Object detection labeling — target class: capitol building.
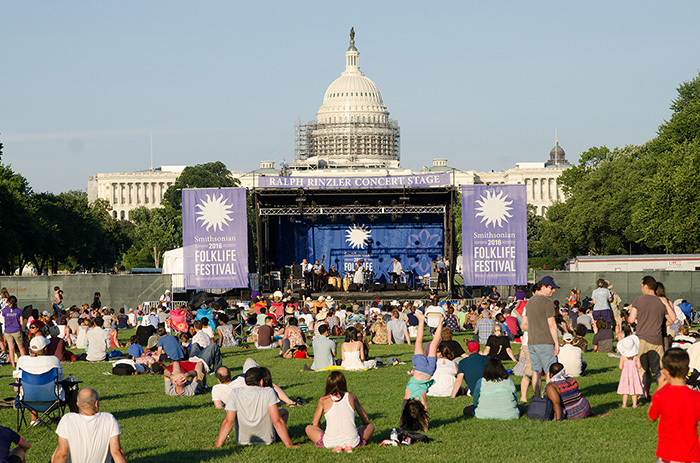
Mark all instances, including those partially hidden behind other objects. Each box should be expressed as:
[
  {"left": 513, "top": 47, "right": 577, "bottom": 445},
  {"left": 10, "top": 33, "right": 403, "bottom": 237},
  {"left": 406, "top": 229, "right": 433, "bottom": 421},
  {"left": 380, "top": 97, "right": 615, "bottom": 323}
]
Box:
[{"left": 87, "top": 29, "right": 570, "bottom": 219}]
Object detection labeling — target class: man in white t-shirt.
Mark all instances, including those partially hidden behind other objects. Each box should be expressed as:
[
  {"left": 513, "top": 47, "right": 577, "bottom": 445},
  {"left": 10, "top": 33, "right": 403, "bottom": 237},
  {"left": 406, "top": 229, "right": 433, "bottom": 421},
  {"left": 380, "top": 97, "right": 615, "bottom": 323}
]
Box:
[
  {"left": 52, "top": 387, "right": 126, "bottom": 463},
  {"left": 214, "top": 367, "right": 297, "bottom": 448},
  {"left": 424, "top": 299, "right": 446, "bottom": 333},
  {"left": 191, "top": 320, "right": 212, "bottom": 350},
  {"left": 85, "top": 317, "right": 110, "bottom": 362},
  {"left": 558, "top": 333, "right": 586, "bottom": 377},
  {"left": 159, "top": 290, "right": 171, "bottom": 310}
]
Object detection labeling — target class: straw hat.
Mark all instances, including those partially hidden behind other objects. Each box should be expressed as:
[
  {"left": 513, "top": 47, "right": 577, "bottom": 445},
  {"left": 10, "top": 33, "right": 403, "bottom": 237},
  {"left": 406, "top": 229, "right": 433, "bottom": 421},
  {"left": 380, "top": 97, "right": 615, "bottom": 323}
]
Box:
[
  {"left": 316, "top": 310, "right": 328, "bottom": 321},
  {"left": 617, "top": 335, "right": 640, "bottom": 358}
]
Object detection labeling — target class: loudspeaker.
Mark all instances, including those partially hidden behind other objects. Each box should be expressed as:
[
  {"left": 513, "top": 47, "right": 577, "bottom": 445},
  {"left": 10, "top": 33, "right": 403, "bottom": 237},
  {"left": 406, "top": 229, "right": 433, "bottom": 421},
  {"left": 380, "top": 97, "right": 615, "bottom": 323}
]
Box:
[
  {"left": 348, "top": 283, "right": 360, "bottom": 292},
  {"left": 429, "top": 277, "right": 438, "bottom": 290},
  {"left": 292, "top": 265, "right": 302, "bottom": 279},
  {"left": 386, "top": 283, "right": 397, "bottom": 291},
  {"left": 373, "top": 282, "right": 385, "bottom": 291},
  {"left": 397, "top": 283, "right": 409, "bottom": 291},
  {"left": 262, "top": 275, "right": 271, "bottom": 291},
  {"left": 322, "top": 284, "right": 334, "bottom": 292}
]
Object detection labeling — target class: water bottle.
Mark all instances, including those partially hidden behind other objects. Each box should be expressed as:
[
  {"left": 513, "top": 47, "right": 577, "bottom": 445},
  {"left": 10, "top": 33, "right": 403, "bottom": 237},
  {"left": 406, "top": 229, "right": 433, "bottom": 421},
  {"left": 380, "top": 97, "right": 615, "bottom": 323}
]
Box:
[{"left": 390, "top": 428, "right": 398, "bottom": 442}]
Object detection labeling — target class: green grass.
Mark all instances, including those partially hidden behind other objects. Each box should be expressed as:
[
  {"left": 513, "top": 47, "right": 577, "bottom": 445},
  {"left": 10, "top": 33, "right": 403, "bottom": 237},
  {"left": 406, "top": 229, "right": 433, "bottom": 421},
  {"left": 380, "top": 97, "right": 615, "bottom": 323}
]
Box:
[{"left": 0, "top": 329, "right": 660, "bottom": 462}]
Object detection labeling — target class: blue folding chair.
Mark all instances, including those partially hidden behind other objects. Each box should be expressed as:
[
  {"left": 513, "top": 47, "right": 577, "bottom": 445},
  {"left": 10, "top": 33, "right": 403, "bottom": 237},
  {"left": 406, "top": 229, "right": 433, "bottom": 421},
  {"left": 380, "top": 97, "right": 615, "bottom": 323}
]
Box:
[{"left": 13, "top": 367, "right": 66, "bottom": 431}]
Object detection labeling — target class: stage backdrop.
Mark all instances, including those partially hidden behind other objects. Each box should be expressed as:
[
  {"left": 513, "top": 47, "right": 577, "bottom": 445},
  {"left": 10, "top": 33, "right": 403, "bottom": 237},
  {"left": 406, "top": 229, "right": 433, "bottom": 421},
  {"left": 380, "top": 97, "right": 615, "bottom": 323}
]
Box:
[
  {"left": 461, "top": 185, "right": 527, "bottom": 286},
  {"left": 182, "top": 188, "right": 249, "bottom": 290},
  {"left": 274, "top": 219, "right": 443, "bottom": 283}
]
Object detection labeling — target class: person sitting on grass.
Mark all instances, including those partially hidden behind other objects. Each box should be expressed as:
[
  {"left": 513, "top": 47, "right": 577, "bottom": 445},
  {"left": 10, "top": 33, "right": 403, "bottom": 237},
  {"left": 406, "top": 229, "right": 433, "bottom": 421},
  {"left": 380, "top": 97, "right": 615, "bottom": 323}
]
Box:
[
  {"left": 572, "top": 324, "right": 589, "bottom": 352},
  {"left": 127, "top": 335, "right": 144, "bottom": 359},
  {"left": 592, "top": 319, "right": 614, "bottom": 353},
  {"left": 453, "top": 341, "right": 489, "bottom": 398},
  {"left": 213, "top": 367, "right": 298, "bottom": 448},
  {"left": 155, "top": 327, "right": 184, "bottom": 362},
  {"left": 160, "top": 360, "right": 206, "bottom": 397},
  {"left": 400, "top": 314, "right": 443, "bottom": 432},
  {"left": 463, "top": 358, "right": 521, "bottom": 420},
  {"left": 311, "top": 324, "right": 336, "bottom": 370},
  {"left": 427, "top": 343, "right": 465, "bottom": 397},
  {"left": 85, "top": 317, "right": 110, "bottom": 362},
  {"left": 482, "top": 324, "right": 518, "bottom": 362},
  {"left": 545, "top": 362, "right": 595, "bottom": 420},
  {"left": 0, "top": 425, "right": 30, "bottom": 463},
  {"left": 305, "top": 371, "right": 374, "bottom": 453},
  {"left": 649, "top": 348, "right": 700, "bottom": 463}
]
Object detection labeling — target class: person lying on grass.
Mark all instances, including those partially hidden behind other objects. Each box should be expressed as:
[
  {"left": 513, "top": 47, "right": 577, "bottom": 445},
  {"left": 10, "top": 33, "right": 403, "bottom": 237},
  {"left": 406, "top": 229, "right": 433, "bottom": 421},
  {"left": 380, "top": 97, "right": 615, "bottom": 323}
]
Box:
[
  {"left": 400, "top": 314, "right": 443, "bottom": 432},
  {"left": 214, "top": 367, "right": 298, "bottom": 448},
  {"left": 155, "top": 360, "right": 206, "bottom": 397},
  {"left": 305, "top": 371, "right": 373, "bottom": 453}
]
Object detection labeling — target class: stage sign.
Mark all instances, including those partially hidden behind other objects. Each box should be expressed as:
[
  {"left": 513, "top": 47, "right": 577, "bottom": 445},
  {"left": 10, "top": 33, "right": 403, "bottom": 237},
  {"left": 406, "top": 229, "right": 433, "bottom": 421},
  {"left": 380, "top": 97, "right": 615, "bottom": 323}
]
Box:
[
  {"left": 182, "top": 188, "right": 249, "bottom": 290},
  {"left": 257, "top": 173, "right": 451, "bottom": 189},
  {"left": 461, "top": 185, "right": 527, "bottom": 286}
]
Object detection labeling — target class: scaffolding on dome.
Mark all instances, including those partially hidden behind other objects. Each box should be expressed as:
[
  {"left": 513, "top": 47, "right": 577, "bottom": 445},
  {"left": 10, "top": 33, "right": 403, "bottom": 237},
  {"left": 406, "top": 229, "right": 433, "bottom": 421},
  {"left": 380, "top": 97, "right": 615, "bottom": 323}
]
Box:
[{"left": 294, "top": 119, "right": 400, "bottom": 166}]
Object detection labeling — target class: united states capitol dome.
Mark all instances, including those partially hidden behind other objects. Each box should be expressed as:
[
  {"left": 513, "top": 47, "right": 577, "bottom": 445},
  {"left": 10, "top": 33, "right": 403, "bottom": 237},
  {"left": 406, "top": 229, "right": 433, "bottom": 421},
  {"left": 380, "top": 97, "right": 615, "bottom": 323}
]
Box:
[
  {"left": 316, "top": 29, "right": 390, "bottom": 125},
  {"left": 293, "top": 28, "right": 400, "bottom": 167}
]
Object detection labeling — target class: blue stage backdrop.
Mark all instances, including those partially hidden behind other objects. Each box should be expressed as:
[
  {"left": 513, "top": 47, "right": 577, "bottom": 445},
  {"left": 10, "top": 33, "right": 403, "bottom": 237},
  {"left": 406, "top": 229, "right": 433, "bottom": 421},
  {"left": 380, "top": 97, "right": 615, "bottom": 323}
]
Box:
[{"left": 274, "top": 219, "right": 443, "bottom": 283}]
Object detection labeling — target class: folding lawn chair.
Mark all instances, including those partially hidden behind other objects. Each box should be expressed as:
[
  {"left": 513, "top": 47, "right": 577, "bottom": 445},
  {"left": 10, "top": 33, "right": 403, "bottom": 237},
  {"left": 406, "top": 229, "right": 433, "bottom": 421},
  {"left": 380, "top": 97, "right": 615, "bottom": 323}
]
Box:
[{"left": 13, "top": 367, "right": 67, "bottom": 431}]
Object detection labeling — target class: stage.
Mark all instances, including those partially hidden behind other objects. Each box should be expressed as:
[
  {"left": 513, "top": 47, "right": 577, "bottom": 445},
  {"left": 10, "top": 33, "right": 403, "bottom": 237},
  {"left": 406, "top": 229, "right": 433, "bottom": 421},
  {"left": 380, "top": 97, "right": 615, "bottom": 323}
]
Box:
[
  {"left": 306, "top": 289, "right": 453, "bottom": 304},
  {"left": 251, "top": 185, "right": 458, "bottom": 293}
]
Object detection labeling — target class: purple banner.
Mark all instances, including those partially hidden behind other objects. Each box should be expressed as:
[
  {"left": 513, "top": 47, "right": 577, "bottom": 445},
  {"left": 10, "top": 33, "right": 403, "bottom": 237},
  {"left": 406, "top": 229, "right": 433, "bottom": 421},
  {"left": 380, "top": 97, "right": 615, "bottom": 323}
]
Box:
[
  {"left": 257, "top": 173, "right": 451, "bottom": 189},
  {"left": 183, "top": 188, "right": 249, "bottom": 289},
  {"left": 461, "top": 185, "right": 527, "bottom": 286}
]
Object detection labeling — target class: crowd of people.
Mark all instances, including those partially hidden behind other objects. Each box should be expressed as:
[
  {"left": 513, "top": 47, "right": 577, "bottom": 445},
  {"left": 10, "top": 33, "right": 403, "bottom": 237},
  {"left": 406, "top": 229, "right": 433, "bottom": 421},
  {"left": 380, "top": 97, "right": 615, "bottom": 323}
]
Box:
[{"left": 2, "top": 274, "right": 700, "bottom": 462}]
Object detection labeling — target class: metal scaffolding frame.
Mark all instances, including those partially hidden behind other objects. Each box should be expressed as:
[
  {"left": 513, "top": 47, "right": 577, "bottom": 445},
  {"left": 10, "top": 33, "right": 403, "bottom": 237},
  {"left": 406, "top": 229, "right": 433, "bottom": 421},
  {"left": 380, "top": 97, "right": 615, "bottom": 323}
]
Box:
[{"left": 258, "top": 205, "right": 445, "bottom": 216}]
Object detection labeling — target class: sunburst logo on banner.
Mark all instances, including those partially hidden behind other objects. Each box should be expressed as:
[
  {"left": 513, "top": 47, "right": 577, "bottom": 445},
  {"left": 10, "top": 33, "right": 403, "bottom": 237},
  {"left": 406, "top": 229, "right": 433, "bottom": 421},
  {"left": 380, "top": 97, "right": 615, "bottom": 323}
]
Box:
[
  {"left": 345, "top": 224, "right": 371, "bottom": 249},
  {"left": 474, "top": 190, "right": 513, "bottom": 228},
  {"left": 195, "top": 193, "right": 235, "bottom": 232}
]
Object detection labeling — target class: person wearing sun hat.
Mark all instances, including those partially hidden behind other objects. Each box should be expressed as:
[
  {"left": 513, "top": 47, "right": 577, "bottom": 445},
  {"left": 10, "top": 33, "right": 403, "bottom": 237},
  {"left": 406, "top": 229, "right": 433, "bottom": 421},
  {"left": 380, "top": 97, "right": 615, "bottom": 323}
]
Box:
[
  {"left": 454, "top": 340, "right": 489, "bottom": 397},
  {"left": 522, "top": 276, "right": 560, "bottom": 398}
]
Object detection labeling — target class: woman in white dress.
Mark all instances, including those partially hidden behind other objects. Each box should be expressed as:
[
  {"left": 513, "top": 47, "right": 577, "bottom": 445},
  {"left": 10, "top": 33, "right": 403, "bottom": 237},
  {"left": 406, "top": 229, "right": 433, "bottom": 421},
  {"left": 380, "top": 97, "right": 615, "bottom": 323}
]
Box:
[
  {"left": 341, "top": 327, "right": 374, "bottom": 370},
  {"left": 353, "top": 262, "right": 365, "bottom": 288},
  {"left": 427, "top": 343, "right": 465, "bottom": 397}
]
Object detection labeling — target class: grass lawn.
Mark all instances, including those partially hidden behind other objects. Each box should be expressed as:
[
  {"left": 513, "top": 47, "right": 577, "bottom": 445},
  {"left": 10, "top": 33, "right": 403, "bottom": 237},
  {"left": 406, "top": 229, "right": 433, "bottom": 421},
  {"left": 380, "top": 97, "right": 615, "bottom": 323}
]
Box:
[{"left": 0, "top": 329, "right": 660, "bottom": 462}]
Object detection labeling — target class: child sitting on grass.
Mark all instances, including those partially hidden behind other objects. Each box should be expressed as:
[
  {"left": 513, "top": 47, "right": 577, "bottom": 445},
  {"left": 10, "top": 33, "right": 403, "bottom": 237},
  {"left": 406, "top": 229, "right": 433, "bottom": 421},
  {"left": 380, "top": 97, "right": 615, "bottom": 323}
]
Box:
[
  {"left": 649, "top": 348, "right": 700, "bottom": 463},
  {"left": 400, "top": 314, "right": 443, "bottom": 432}
]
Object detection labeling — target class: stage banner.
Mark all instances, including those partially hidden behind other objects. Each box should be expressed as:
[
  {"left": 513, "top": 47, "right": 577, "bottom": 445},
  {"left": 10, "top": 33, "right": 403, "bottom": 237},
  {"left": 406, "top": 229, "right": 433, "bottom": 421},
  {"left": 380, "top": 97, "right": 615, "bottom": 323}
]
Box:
[
  {"left": 258, "top": 172, "right": 451, "bottom": 189},
  {"left": 182, "top": 188, "right": 249, "bottom": 290},
  {"left": 461, "top": 185, "right": 527, "bottom": 286}
]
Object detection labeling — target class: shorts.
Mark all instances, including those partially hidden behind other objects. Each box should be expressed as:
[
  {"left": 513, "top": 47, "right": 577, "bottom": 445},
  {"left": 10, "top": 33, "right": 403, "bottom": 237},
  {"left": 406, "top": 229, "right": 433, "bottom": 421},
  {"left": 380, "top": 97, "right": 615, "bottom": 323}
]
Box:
[
  {"left": 166, "top": 361, "right": 198, "bottom": 374},
  {"left": 522, "top": 345, "right": 533, "bottom": 378},
  {"left": 639, "top": 339, "right": 663, "bottom": 378},
  {"left": 528, "top": 344, "right": 557, "bottom": 374},
  {"left": 412, "top": 354, "right": 437, "bottom": 376},
  {"left": 592, "top": 309, "right": 612, "bottom": 323},
  {"left": 5, "top": 331, "right": 23, "bottom": 347},
  {"left": 315, "top": 433, "right": 366, "bottom": 449}
]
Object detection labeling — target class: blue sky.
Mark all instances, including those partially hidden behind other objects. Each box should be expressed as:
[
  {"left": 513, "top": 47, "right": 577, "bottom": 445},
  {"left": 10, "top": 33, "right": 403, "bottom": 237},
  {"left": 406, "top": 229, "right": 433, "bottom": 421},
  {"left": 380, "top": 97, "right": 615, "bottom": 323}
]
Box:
[{"left": 3, "top": 1, "right": 700, "bottom": 194}]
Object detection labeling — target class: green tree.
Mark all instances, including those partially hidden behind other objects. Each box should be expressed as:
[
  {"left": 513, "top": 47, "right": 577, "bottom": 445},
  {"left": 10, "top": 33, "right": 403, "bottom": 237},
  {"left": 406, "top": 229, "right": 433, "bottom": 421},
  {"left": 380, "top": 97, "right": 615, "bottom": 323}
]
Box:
[
  {"left": 129, "top": 206, "right": 181, "bottom": 267},
  {"left": 162, "top": 161, "right": 240, "bottom": 210},
  {"left": 0, "top": 163, "right": 33, "bottom": 274}
]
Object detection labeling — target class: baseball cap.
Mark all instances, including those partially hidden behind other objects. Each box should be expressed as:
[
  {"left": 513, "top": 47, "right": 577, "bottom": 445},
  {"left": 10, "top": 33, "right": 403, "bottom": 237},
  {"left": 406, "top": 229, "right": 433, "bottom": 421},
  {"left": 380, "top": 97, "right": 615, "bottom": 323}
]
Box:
[
  {"left": 466, "top": 340, "right": 480, "bottom": 354},
  {"left": 562, "top": 333, "right": 574, "bottom": 343},
  {"left": 30, "top": 336, "right": 50, "bottom": 352},
  {"left": 539, "top": 275, "right": 560, "bottom": 289}
]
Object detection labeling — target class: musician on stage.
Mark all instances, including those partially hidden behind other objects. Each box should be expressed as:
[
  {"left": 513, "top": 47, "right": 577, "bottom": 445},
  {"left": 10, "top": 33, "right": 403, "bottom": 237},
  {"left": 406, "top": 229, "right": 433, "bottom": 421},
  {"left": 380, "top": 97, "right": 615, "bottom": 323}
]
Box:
[
  {"left": 301, "top": 258, "right": 313, "bottom": 289},
  {"left": 326, "top": 265, "right": 341, "bottom": 291},
  {"left": 389, "top": 258, "right": 404, "bottom": 284},
  {"left": 353, "top": 261, "right": 365, "bottom": 290}
]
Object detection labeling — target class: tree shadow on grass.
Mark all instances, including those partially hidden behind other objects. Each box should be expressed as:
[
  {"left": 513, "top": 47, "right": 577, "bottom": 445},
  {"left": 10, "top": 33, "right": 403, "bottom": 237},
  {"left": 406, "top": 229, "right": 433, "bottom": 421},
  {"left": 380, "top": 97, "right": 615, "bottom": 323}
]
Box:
[
  {"left": 112, "top": 403, "right": 209, "bottom": 420},
  {"left": 583, "top": 366, "right": 615, "bottom": 375},
  {"left": 581, "top": 381, "right": 619, "bottom": 398},
  {"left": 129, "top": 447, "right": 237, "bottom": 463},
  {"left": 100, "top": 391, "right": 149, "bottom": 401}
]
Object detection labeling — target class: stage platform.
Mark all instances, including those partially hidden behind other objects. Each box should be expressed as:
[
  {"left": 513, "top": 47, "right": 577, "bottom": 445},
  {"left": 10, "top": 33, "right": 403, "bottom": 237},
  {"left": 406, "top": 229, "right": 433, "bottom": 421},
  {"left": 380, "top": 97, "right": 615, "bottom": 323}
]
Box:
[{"left": 306, "top": 289, "right": 453, "bottom": 304}]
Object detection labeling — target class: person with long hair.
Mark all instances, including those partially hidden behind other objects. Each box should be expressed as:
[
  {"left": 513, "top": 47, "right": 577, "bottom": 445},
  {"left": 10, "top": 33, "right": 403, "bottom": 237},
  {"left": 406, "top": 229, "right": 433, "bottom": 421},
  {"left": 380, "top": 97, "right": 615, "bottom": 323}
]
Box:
[
  {"left": 305, "top": 371, "right": 374, "bottom": 452},
  {"left": 463, "top": 358, "right": 520, "bottom": 420},
  {"left": 341, "top": 327, "right": 372, "bottom": 370},
  {"left": 400, "top": 314, "right": 442, "bottom": 431}
]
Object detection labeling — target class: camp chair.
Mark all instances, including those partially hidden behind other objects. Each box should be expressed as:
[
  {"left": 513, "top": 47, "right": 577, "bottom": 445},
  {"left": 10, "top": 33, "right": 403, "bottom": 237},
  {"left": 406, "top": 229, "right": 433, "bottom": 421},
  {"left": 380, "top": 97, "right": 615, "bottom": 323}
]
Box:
[
  {"left": 13, "top": 368, "right": 66, "bottom": 431},
  {"left": 168, "top": 308, "right": 188, "bottom": 333}
]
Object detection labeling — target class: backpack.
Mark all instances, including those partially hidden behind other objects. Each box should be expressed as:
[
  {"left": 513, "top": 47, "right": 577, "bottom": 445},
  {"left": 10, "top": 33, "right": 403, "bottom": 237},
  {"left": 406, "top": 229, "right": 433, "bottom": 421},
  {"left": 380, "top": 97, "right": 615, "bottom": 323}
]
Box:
[
  {"left": 527, "top": 396, "right": 554, "bottom": 421},
  {"left": 397, "top": 430, "right": 429, "bottom": 445}
]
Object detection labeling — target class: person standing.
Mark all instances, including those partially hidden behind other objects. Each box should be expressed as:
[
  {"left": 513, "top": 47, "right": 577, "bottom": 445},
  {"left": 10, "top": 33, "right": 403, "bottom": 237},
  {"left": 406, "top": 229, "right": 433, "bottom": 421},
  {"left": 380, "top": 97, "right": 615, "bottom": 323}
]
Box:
[
  {"left": 522, "top": 276, "right": 560, "bottom": 397},
  {"left": 158, "top": 290, "right": 171, "bottom": 310},
  {"left": 51, "top": 388, "right": 126, "bottom": 463},
  {"left": 628, "top": 275, "right": 676, "bottom": 398},
  {"left": 1, "top": 296, "right": 26, "bottom": 368},
  {"left": 390, "top": 258, "right": 403, "bottom": 284},
  {"left": 590, "top": 278, "right": 613, "bottom": 323}
]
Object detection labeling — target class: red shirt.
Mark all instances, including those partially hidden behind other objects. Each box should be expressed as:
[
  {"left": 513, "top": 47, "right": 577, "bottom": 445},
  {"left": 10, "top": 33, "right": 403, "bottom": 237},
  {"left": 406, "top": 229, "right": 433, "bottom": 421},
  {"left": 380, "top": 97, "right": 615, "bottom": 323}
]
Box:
[{"left": 649, "top": 384, "right": 700, "bottom": 462}]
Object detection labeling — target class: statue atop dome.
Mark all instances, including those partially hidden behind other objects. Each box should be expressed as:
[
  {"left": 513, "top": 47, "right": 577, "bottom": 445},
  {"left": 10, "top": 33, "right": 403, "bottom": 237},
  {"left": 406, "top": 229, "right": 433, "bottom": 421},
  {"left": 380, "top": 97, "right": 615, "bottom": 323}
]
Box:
[{"left": 350, "top": 27, "right": 354, "bottom": 41}]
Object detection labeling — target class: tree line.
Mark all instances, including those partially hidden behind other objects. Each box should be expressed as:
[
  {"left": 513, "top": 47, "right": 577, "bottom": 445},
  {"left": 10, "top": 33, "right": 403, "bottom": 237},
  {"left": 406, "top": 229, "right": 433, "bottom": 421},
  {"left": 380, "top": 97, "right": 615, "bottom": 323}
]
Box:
[{"left": 530, "top": 72, "right": 700, "bottom": 268}]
